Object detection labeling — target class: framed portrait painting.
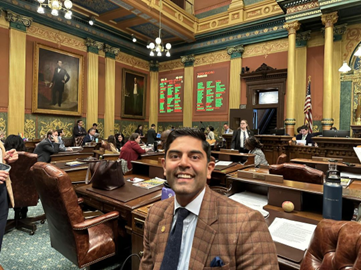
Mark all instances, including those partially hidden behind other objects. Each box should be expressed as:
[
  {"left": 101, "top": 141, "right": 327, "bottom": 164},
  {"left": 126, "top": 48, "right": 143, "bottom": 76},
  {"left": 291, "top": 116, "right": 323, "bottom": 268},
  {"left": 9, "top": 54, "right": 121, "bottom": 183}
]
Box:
[
  {"left": 121, "top": 69, "right": 147, "bottom": 119},
  {"left": 32, "top": 44, "right": 83, "bottom": 116}
]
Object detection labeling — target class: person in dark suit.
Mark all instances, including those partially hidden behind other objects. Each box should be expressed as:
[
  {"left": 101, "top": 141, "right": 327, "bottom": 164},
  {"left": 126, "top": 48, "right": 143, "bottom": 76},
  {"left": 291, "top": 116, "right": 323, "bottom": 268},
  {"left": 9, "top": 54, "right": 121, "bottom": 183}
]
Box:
[
  {"left": 231, "top": 119, "right": 254, "bottom": 153},
  {"left": 49, "top": 60, "right": 70, "bottom": 107},
  {"left": 139, "top": 128, "right": 278, "bottom": 270},
  {"left": 147, "top": 124, "right": 157, "bottom": 145},
  {"left": 82, "top": 129, "right": 96, "bottom": 145},
  {"left": 34, "top": 130, "right": 60, "bottom": 163},
  {"left": 296, "top": 125, "right": 315, "bottom": 146},
  {"left": 73, "top": 120, "right": 87, "bottom": 139}
]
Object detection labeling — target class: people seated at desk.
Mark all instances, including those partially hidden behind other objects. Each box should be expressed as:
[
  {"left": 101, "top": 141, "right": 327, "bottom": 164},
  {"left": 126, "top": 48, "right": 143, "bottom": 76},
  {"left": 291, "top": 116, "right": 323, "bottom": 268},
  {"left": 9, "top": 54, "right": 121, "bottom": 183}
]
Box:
[
  {"left": 231, "top": 119, "right": 254, "bottom": 153},
  {"left": 206, "top": 126, "right": 215, "bottom": 140},
  {"left": 34, "top": 130, "right": 60, "bottom": 163},
  {"left": 296, "top": 125, "right": 315, "bottom": 146},
  {"left": 245, "top": 136, "right": 269, "bottom": 167},
  {"left": 146, "top": 123, "right": 157, "bottom": 145},
  {"left": 139, "top": 128, "right": 278, "bottom": 269},
  {"left": 57, "top": 129, "right": 71, "bottom": 152},
  {"left": 119, "top": 133, "right": 151, "bottom": 170},
  {"left": 114, "top": 133, "right": 125, "bottom": 151},
  {"left": 106, "top": 135, "right": 119, "bottom": 153},
  {"left": 223, "top": 123, "right": 233, "bottom": 134},
  {"left": 82, "top": 129, "right": 96, "bottom": 145},
  {"left": 72, "top": 120, "right": 86, "bottom": 140}
]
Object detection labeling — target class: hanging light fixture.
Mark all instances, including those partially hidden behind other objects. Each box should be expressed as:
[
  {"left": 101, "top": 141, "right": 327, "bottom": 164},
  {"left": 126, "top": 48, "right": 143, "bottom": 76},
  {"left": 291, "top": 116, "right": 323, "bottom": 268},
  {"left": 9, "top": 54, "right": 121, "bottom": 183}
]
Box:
[
  {"left": 37, "top": 0, "right": 73, "bottom": 20},
  {"left": 355, "top": 45, "right": 361, "bottom": 57},
  {"left": 146, "top": 0, "right": 171, "bottom": 57},
  {"left": 339, "top": 61, "right": 351, "bottom": 73},
  {"left": 132, "top": 34, "right": 137, "bottom": 43}
]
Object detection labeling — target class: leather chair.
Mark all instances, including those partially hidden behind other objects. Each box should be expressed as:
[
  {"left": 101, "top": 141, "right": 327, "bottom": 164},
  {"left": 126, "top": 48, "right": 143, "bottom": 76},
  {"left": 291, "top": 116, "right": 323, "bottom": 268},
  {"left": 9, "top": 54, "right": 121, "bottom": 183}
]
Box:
[
  {"left": 269, "top": 163, "right": 324, "bottom": 184},
  {"left": 6, "top": 152, "right": 45, "bottom": 235},
  {"left": 276, "top": 153, "right": 287, "bottom": 164},
  {"left": 300, "top": 219, "right": 361, "bottom": 269},
  {"left": 74, "top": 136, "right": 85, "bottom": 146},
  {"left": 30, "top": 162, "right": 119, "bottom": 268}
]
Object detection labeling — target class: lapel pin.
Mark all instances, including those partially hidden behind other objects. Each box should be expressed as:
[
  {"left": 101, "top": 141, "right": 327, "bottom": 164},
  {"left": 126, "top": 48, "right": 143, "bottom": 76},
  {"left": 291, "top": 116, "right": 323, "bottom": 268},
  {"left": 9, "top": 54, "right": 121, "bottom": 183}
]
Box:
[{"left": 161, "top": 226, "right": 165, "bottom": 232}]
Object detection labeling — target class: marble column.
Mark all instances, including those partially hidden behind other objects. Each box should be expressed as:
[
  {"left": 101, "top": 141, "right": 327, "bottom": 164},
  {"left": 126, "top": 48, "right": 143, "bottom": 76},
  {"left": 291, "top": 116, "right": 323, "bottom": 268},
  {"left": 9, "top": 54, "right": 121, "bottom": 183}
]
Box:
[
  {"left": 227, "top": 45, "right": 244, "bottom": 115},
  {"left": 181, "top": 55, "right": 195, "bottom": 128},
  {"left": 103, "top": 44, "right": 119, "bottom": 138},
  {"left": 284, "top": 21, "right": 301, "bottom": 136},
  {"left": 85, "top": 38, "right": 103, "bottom": 131},
  {"left": 321, "top": 12, "right": 338, "bottom": 130},
  {"left": 5, "top": 10, "right": 32, "bottom": 135},
  {"left": 149, "top": 61, "right": 159, "bottom": 128}
]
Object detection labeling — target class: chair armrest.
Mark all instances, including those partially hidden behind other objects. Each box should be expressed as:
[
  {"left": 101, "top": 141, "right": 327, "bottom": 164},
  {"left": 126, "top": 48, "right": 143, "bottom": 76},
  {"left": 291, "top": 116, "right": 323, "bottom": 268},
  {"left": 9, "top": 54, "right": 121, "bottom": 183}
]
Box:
[
  {"left": 78, "top": 198, "right": 84, "bottom": 204},
  {"left": 72, "top": 211, "right": 119, "bottom": 230}
]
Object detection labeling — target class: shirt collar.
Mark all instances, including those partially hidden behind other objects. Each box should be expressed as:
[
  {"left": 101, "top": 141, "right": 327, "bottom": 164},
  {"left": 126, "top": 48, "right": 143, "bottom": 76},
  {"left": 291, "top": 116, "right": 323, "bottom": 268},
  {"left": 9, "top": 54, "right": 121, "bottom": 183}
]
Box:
[{"left": 173, "top": 187, "right": 206, "bottom": 216}]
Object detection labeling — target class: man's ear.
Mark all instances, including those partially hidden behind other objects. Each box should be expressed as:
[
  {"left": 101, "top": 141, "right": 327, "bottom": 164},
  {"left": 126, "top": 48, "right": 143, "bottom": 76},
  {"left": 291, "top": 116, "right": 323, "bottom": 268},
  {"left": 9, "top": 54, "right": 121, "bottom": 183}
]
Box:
[
  {"left": 206, "top": 160, "right": 215, "bottom": 180},
  {"left": 161, "top": 158, "right": 166, "bottom": 177}
]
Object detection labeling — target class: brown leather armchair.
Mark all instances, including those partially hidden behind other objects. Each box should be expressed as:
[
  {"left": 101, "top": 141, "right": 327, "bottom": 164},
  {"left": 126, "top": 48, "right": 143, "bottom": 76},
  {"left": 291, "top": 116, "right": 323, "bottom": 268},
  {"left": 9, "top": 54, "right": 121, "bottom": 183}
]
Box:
[
  {"left": 6, "top": 152, "right": 45, "bottom": 235},
  {"left": 300, "top": 219, "right": 361, "bottom": 269},
  {"left": 30, "top": 162, "right": 119, "bottom": 268},
  {"left": 276, "top": 153, "right": 288, "bottom": 164},
  {"left": 269, "top": 163, "right": 324, "bottom": 184}
]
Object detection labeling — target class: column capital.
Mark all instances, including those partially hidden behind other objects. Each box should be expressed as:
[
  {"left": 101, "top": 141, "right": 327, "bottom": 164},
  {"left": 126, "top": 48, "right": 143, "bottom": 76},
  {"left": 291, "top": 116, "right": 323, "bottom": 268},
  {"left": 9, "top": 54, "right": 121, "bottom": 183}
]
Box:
[
  {"left": 321, "top": 12, "right": 338, "bottom": 28},
  {"left": 104, "top": 44, "right": 120, "bottom": 59},
  {"left": 321, "top": 118, "right": 334, "bottom": 128},
  {"left": 181, "top": 54, "right": 195, "bottom": 67},
  {"left": 333, "top": 23, "right": 347, "bottom": 41},
  {"left": 284, "top": 118, "right": 296, "bottom": 126},
  {"left": 149, "top": 60, "right": 159, "bottom": 72},
  {"left": 85, "top": 38, "right": 104, "bottom": 54},
  {"left": 227, "top": 45, "right": 244, "bottom": 59},
  {"left": 296, "top": 31, "right": 311, "bottom": 47},
  {"left": 5, "top": 9, "right": 32, "bottom": 32},
  {"left": 283, "top": 21, "right": 301, "bottom": 35}
]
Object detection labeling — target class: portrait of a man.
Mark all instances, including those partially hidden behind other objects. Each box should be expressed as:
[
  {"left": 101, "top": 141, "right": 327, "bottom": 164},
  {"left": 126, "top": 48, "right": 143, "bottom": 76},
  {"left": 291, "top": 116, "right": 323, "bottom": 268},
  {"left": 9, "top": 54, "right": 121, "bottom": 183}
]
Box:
[
  {"left": 32, "top": 44, "right": 83, "bottom": 116},
  {"left": 122, "top": 69, "right": 147, "bottom": 119}
]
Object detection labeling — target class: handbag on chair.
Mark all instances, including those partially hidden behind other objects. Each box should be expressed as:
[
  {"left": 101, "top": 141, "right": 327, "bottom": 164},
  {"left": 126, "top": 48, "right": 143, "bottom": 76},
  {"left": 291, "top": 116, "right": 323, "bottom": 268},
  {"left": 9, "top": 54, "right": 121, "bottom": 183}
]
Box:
[{"left": 88, "top": 159, "right": 125, "bottom": 191}]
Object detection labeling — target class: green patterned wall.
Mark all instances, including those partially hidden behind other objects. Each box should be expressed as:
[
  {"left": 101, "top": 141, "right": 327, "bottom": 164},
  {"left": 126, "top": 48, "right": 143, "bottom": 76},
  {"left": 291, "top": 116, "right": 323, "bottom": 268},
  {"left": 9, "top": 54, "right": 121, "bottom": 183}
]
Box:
[
  {"left": 192, "top": 121, "right": 225, "bottom": 139},
  {"left": 340, "top": 81, "right": 352, "bottom": 131},
  {"left": 0, "top": 112, "right": 7, "bottom": 138},
  {"left": 97, "top": 118, "right": 104, "bottom": 138},
  {"left": 158, "top": 122, "right": 183, "bottom": 133}
]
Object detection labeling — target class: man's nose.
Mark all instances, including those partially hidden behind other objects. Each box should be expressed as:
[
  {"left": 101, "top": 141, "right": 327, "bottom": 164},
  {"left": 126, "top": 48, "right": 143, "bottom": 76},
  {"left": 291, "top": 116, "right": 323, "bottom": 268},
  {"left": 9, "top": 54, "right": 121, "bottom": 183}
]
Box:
[{"left": 178, "top": 154, "right": 190, "bottom": 168}]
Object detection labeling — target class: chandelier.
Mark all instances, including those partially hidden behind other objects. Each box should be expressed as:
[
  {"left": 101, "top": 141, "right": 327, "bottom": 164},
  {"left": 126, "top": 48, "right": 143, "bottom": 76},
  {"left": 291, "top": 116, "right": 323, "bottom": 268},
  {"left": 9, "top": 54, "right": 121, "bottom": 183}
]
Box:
[
  {"left": 146, "top": 0, "right": 171, "bottom": 57},
  {"left": 37, "top": 0, "right": 73, "bottom": 20}
]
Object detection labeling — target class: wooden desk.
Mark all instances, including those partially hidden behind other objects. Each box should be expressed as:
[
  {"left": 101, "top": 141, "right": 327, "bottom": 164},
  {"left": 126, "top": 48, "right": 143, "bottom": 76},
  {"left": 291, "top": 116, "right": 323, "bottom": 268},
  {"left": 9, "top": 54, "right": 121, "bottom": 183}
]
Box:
[
  {"left": 51, "top": 152, "right": 93, "bottom": 162},
  {"left": 256, "top": 135, "right": 293, "bottom": 165},
  {"left": 52, "top": 161, "right": 89, "bottom": 187},
  {"left": 93, "top": 150, "right": 119, "bottom": 160},
  {"left": 211, "top": 151, "right": 255, "bottom": 165},
  {"left": 290, "top": 158, "right": 361, "bottom": 174},
  {"left": 25, "top": 139, "right": 41, "bottom": 152}
]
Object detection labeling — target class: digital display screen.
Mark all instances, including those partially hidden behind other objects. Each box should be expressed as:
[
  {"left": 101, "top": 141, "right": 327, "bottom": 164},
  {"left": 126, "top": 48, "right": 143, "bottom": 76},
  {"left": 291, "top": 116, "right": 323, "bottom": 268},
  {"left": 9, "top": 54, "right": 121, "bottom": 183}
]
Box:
[
  {"left": 258, "top": 91, "right": 278, "bottom": 104},
  {"left": 195, "top": 68, "right": 227, "bottom": 113},
  {"left": 159, "top": 75, "right": 183, "bottom": 114}
]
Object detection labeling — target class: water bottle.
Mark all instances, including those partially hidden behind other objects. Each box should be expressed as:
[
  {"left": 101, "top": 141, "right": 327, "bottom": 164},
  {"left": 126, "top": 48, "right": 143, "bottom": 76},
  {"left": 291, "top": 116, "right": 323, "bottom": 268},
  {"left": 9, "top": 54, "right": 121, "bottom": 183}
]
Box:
[{"left": 323, "top": 160, "right": 342, "bottom": 220}]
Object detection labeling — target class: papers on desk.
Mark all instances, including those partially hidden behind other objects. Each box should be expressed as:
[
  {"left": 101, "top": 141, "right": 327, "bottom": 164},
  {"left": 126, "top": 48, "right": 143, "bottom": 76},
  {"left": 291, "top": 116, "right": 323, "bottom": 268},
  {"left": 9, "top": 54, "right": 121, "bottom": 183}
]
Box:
[
  {"left": 229, "top": 191, "right": 269, "bottom": 218},
  {"left": 354, "top": 147, "right": 361, "bottom": 163},
  {"left": 341, "top": 171, "right": 361, "bottom": 180},
  {"left": 216, "top": 161, "right": 233, "bottom": 166},
  {"left": 133, "top": 177, "right": 166, "bottom": 189},
  {"left": 296, "top": 140, "right": 306, "bottom": 145},
  {"left": 268, "top": 218, "right": 317, "bottom": 251}
]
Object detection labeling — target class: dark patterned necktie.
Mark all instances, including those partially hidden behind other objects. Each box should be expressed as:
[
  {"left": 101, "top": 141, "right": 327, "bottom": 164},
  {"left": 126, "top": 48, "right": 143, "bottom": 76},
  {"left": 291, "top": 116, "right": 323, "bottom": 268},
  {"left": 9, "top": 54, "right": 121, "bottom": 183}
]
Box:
[
  {"left": 242, "top": 131, "right": 246, "bottom": 148},
  {"left": 160, "top": 208, "right": 190, "bottom": 270}
]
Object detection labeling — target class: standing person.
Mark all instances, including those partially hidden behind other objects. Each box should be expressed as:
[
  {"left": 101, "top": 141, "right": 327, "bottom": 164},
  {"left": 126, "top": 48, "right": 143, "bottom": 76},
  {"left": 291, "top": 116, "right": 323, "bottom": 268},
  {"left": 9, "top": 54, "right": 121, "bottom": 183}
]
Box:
[
  {"left": 49, "top": 60, "right": 70, "bottom": 107},
  {"left": 119, "top": 133, "right": 151, "bottom": 170},
  {"left": 34, "top": 130, "right": 60, "bottom": 163},
  {"left": 147, "top": 124, "right": 157, "bottom": 145},
  {"left": 223, "top": 123, "right": 233, "bottom": 134},
  {"left": 135, "top": 125, "right": 144, "bottom": 137},
  {"left": 73, "top": 120, "right": 87, "bottom": 139},
  {"left": 0, "top": 141, "right": 18, "bottom": 255},
  {"left": 115, "top": 133, "right": 125, "bottom": 151},
  {"left": 139, "top": 128, "right": 278, "bottom": 269},
  {"left": 245, "top": 136, "right": 269, "bottom": 167},
  {"left": 231, "top": 119, "right": 254, "bottom": 153}
]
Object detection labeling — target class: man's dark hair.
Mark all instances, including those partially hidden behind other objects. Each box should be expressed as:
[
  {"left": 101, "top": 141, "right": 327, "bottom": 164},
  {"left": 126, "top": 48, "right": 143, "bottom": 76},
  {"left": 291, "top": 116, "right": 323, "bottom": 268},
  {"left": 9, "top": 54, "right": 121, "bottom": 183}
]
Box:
[
  {"left": 296, "top": 126, "right": 302, "bottom": 133},
  {"left": 92, "top": 123, "right": 98, "bottom": 127},
  {"left": 129, "top": 133, "right": 140, "bottom": 141},
  {"left": 77, "top": 120, "right": 82, "bottom": 124},
  {"left": 57, "top": 129, "right": 63, "bottom": 136},
  {"left": 46, "top": 130, "right": 53, "bottom": 138},
  {"left": 164, "top": 128, "right": 211, "bottom": 162},
  {"left": 245, "top": 136, "right": 263, "bottom": 150},
  {"left": 209, "top": 126, "right": 214, "bottom": 132},
  {"left": 224, "top": 123, "right": 228, "bottom": 126},
  {"left": 151, "top": 124, "right": 156, "bottom": 128},
  {"left": 4, "top": 135, "right": 25, "bottom": 151},
  {"left": 300, "top": 125, "right": 308, "bottom": 131}
]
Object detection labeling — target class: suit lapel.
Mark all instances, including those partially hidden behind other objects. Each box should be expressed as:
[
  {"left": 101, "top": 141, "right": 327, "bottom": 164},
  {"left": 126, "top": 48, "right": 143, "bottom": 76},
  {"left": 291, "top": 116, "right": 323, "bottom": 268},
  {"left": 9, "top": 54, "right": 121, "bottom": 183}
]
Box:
[{"left": 189, "top": 186, "right": 218, "bottom": 269}]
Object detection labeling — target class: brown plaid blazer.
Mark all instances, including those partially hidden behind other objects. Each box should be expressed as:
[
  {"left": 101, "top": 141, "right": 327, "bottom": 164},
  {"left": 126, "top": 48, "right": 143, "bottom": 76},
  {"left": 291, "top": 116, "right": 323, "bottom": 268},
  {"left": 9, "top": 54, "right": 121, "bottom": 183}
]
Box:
[{"left": 139, "top": 185, "right": 279, "bottom": 270}]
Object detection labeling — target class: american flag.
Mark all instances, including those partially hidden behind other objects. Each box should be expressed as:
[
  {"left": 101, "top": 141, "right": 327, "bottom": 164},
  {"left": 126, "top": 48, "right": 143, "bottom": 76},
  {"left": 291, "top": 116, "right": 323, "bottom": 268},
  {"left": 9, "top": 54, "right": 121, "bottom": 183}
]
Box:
[{"left": 304, "top": 77, "right": 313, "bottom": 133}]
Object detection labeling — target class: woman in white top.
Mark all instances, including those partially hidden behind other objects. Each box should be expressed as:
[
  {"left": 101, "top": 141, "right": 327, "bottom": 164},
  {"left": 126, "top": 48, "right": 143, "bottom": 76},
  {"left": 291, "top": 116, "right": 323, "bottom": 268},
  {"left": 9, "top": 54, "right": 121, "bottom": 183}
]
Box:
[{"left": 207, "top": 126, "right": 215, "bottom": 140}]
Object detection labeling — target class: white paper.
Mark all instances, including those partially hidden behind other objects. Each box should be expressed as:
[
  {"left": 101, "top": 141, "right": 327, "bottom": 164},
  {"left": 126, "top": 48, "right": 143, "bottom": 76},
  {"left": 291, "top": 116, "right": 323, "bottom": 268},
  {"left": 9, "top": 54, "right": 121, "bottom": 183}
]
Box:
[
  {"left": 127, "top": 177, "right": 144, "bottom": 183},
  {"left": 215, "top": 161, "right": 233, "bottom": 166},
  {"left": 268, "top": 218, "right": 317, "bottom": 251},
  {"left": 229, "top": 191, "right": 269, "bottom": 218},
  {"left": 296, "top": 140, "right": 307, "bottom": 145},
  {"left": 353, "top": 147, "right": 361, "bottom": 163},
  {"left": 341, "top": 171, "right": 361, "bottom": 180}
]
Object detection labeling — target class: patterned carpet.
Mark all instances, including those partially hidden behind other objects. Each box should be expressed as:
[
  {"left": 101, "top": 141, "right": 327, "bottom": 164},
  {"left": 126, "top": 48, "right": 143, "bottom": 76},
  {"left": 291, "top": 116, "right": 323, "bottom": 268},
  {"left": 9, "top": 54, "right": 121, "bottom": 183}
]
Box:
[{"left": 1, "top": 203, "right": 126, "bottom": 269}]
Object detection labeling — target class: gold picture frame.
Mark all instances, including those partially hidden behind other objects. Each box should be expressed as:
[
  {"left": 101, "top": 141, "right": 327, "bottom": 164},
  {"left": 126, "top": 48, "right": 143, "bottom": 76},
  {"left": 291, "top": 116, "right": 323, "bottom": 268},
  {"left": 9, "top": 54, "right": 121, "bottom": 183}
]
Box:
[
  {"left": 121, "top": 68, "right": 147, "bottom": 119},
  {"left": 32, "top": 43, "right": 83, "bottom": 116}
]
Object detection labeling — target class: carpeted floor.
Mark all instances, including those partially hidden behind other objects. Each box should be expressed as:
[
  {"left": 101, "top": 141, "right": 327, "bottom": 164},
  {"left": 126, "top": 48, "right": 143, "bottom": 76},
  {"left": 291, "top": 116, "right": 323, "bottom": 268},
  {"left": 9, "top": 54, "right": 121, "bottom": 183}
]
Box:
[{"left": 1, "top": 203, "right": 127, "bottom": 269}]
